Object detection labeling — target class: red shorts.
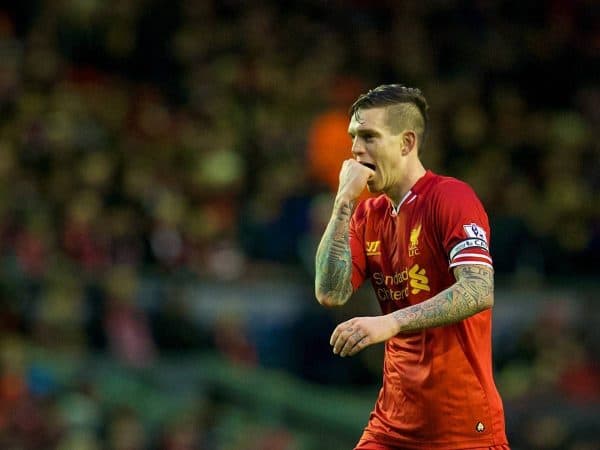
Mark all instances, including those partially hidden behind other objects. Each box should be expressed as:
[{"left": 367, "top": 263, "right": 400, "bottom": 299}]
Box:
[{"left": 354, "top": 438, "right": 510, "bottom": 450}]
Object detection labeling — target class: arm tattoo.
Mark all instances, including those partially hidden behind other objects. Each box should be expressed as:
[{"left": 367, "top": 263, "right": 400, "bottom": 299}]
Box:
[
  {"left": 392, "top": 265, "right": 494, "bottom": 333},
  {"left": 315, "top": 199, "right": 355, "bottom": 305}
]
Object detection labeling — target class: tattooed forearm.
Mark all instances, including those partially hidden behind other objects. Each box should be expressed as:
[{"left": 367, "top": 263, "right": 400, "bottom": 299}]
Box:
[
  {"left": 315, "top": 199, "right": 355, "bottom": 306},
  {"left": 392, "top": 265, "right": 494, "bottom": 333}
]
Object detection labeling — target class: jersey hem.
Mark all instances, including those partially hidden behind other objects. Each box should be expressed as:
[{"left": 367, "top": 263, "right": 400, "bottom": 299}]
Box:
[{"left": 360, "top": 429, "right": 506, "bottom": 450}]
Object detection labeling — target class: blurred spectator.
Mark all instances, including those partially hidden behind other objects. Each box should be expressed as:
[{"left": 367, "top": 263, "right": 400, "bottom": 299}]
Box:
[
  {"left": 103, "top": 265, "right": 156, "bottom": 368},
  {"left": 106, "top": 406, "right": 146, "bottom": 450}
]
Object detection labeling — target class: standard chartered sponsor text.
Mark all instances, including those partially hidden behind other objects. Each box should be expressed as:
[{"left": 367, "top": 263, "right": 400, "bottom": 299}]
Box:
[
  {"left": 372, "top": 265, "right": 429, "bottom": 302},
  {"left": 373, "top": 268, "right": 410, "bottom": 302}
]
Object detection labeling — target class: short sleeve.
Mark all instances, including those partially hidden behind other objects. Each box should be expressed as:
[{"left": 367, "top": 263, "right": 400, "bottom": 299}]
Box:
[
  {"left": 434, "top": 180, "right": 493, "bottom": 270},
  {"left": 349, "top": 201, "right": 368, "bottom": 290}
]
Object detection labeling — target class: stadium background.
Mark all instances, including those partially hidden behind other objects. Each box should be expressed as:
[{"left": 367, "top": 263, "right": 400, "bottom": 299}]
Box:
[{"left": 0, "top": 1, "right": 598, "bottom": 449}]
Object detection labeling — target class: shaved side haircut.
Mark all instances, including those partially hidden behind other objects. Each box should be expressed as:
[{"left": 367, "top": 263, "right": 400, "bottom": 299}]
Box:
[{"left": 350, "top": 84, "right": 429, "bottom": 151}]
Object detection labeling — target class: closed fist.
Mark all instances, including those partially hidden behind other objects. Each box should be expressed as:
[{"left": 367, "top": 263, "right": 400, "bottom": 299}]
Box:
[{"left": 337, "top": 159, "right": 375, "bottom": 201}]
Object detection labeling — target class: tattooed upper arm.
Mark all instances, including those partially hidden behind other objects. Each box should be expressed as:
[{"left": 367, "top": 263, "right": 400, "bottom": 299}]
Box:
[{"left": 452, "top": 264, "right": 495, "bottom": 309}]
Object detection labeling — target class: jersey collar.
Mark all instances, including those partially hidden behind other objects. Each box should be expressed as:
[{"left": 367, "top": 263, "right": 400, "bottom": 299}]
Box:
[
  {"left": 411, "top": 170, "right": 434, "bottom": 194},
  {"left": 389, "top": 170, "right": 434, "bottom": 215}
]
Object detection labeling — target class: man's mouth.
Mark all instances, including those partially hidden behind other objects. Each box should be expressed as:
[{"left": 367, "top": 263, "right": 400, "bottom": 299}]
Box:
[{"left": 360, "top": 162, "right": 376, "bottom": 171}]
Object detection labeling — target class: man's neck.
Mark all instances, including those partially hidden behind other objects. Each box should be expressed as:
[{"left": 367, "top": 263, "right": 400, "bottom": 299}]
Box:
[{"left": 386, "top": 162, "right": 426, "bottom": 209}]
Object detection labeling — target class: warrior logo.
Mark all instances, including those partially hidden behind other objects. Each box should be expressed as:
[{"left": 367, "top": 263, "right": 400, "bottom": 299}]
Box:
[{"left": 366, "top": 241, "right": 381, "bottom": 256}]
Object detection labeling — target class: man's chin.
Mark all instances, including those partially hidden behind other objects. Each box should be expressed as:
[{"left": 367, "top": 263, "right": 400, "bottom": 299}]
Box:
[{"left": 366, "top": 183, "right": 381, "bottom": 193}]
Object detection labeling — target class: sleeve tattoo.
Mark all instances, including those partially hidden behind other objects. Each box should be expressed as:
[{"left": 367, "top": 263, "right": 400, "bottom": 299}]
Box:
[
  {"left": 392, "top": 264, "right": 494, "bottom": 333},
  {"left": 314, "top": 199, "right": 355, "bottom": 306}
]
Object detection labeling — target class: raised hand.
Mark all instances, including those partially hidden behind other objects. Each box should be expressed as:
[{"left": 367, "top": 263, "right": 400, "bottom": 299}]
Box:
[{"left": 336, "top": 159, "right": 375, "bottom": 202}]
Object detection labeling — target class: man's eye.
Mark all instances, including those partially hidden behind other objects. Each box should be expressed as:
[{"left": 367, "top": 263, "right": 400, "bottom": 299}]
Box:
[{"left": 364, "top": 135, "right": 374, "bottom": 142}]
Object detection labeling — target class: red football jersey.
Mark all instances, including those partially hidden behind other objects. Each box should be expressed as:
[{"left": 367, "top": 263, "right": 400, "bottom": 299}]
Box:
[{"left": 349, "top": 170, "right": 508, "bottom": 449}]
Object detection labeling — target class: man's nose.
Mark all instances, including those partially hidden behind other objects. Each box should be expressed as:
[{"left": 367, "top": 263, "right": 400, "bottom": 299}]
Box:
[{"left": 351, "top": 139, "right": 365, "bottom": 157}]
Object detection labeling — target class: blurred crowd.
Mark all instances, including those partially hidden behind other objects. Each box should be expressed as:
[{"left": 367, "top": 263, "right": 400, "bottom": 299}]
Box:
[{"left": 0, "top": 0, "right": 598, "bottom": 449}]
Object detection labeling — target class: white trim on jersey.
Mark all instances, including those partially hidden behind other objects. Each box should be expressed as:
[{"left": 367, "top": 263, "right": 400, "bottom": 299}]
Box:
[
  {"left": 391, "top": 190, "right": 415, "bottom": 215},
  {"left": 452, "top": 253, "right": 493, "bottom": 263},
  {"left": 449, "top": 260, "right": 494, "bottom": 270}
]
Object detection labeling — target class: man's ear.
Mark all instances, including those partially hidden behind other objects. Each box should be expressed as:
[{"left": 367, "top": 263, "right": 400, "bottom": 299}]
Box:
[{"left": 401, "top": 130, "right": 418, "bottom": 155}]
